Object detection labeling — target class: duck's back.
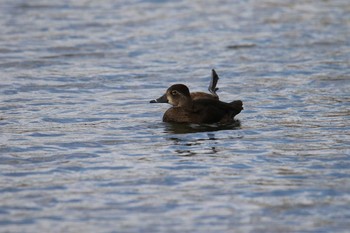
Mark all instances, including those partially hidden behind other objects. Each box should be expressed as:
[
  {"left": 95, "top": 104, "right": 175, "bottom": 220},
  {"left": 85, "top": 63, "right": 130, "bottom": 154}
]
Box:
[{"left": 190, "top": 92, "right": 219, "bottom": 101}]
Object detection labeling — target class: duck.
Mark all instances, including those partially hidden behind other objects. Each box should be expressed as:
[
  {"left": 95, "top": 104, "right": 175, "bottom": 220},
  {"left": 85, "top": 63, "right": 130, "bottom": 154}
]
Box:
[
  {"left": 157, "top": 84, "right": 243, "bottom": 124},
  {"left": 150, "top": 69, "right": 220, "bottom": 103}
]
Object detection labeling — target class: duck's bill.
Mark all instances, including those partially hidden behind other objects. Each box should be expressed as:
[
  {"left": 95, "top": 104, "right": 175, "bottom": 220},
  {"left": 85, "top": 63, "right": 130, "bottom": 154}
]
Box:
[{"left": 149, "top": 94, "right": 168, "bottom": 103}]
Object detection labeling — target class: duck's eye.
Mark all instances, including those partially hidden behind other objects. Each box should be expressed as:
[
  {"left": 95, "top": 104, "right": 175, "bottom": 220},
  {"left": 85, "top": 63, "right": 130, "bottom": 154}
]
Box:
[{"left": 171, "top": 90, "right": 177, "bottom": 96}]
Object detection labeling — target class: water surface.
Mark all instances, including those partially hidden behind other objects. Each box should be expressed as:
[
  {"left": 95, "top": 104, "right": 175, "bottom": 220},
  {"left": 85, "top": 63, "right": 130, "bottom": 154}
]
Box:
[{"left": 0, "top": 0, "right": 349, "bottom": 232}]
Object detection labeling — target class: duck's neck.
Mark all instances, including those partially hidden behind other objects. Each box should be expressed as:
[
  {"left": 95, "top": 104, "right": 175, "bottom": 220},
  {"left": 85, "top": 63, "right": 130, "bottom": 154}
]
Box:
[{"left": 178, "top": 98, "right": 193, "bottom": 110}]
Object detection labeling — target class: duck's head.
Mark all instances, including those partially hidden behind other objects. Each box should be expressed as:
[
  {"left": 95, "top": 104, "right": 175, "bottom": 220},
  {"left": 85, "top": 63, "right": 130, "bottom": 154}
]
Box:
[
  {"left": 166, "top": 84, "right": 191, "bottom": 107},
  {"left": 150, "top": 84, "right": 192, "bottom": 107}
]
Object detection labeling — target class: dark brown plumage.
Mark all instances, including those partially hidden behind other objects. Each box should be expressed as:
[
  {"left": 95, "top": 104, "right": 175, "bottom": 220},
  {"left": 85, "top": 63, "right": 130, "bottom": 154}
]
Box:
[{"left": 160, "top": 84, "right": 243, "bottom": 124}]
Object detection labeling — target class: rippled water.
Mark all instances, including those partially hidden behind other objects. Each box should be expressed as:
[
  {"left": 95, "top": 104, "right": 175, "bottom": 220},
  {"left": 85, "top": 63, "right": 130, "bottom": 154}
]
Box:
[{"left": 1, "top": 0, "right": 350, "bottom": 232}]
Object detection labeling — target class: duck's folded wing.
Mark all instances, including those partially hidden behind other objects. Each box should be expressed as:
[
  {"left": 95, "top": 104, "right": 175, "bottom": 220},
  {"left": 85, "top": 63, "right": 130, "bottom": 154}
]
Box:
[
  {"left": 191, "top": 99, "right": 243, "bottom": 123},
  {"left": 193, "top": 99, "right": 242, "bottom": 111}
]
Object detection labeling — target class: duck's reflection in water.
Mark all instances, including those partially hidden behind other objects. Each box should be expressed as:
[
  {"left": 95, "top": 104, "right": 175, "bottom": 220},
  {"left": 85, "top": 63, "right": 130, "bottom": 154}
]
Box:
[
  {"left": 163, "top": 121, "right": 241, "bottom": 157},
  {"left": 167, "top": 136, "right": 219, "bottom": 157}
]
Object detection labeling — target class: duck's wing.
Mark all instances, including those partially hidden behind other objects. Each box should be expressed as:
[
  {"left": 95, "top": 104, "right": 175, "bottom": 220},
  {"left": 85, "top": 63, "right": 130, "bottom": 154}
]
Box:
[
  {"left": 208, "top": 69, "right": 219, "bottom": 98},
  {"left": 193, "top": 99, "right": 243, "bottom": 119},
  {"left": 194, "top": 99, "right": 242, "bottom": 111}
]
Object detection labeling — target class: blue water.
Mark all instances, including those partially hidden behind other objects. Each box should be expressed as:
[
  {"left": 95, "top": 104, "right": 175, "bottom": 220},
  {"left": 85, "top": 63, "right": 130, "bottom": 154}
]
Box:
[{"left": 1, "top": 0, "right": 349, "bottom": 232}]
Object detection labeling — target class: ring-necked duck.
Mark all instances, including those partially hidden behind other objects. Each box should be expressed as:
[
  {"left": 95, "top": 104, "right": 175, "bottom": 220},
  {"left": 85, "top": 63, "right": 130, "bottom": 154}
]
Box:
[{"left": 156, "top": 83, "right": 243, "bottom": 124}]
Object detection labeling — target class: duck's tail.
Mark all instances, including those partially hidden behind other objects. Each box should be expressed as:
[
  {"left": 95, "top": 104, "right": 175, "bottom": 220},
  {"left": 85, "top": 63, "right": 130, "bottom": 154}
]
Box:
[
  {"left": 230, "top": 100, "right": 243, "bottom": 110},
  {"left": 229, "top": 100, "right": 243, "bottom": 118}
]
